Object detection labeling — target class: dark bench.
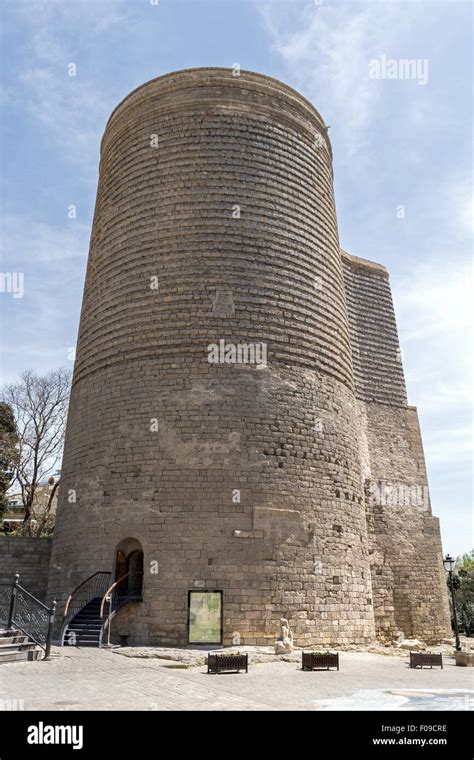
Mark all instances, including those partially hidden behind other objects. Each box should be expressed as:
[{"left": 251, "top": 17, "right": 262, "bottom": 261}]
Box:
[
  {"left": 409, "top": 652, "right": 443, "bottom": 669},
  {"left": 207, "top": 653, "right": 248, "bottom": 674},
  {"left": 302, "top": 652, "right": 339, "bottom": 671}
]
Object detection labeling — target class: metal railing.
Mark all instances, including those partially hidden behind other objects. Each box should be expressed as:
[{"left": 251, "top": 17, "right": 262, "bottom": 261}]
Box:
[
  {"left": 61, "top": 571, "right": 111, "bottom": 644},
  {"left": 99, "top": 572, "right": 143, "bottom": 647},
  {"left": 0, "top": 574, "right": 56, "bottom": 659},
  {"left": 0, "top": 584, "right": 11, "bottom": 625}
]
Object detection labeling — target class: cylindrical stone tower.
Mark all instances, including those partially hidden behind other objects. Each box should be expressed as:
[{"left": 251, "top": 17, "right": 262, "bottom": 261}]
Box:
[{"left": 48, "top": 68, "right": 376, "bottom": 646}]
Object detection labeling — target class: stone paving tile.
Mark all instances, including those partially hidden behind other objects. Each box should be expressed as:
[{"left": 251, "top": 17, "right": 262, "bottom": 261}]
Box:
[{"left": 0, "top": 648, "right": 472, "bottom": 711}]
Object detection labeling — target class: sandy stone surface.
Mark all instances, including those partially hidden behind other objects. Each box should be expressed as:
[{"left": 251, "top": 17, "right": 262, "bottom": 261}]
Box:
[{"left": 0, "top": 646, "right": 472, "bottom": 712}]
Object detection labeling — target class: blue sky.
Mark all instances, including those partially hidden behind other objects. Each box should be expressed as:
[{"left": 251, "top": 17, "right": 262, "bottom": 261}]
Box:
[{"left": 0, "top": 0, "right": 472, "bottom": 557}]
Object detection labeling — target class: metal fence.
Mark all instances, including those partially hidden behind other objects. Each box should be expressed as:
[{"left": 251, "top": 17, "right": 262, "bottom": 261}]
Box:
[{"left": 0, "top": 574, "right": 56, "bottom": 659}]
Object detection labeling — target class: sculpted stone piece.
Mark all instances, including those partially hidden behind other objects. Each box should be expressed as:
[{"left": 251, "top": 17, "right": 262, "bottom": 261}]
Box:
[{"left": 275, "top": 618, "right": 294, "bottom": 654}]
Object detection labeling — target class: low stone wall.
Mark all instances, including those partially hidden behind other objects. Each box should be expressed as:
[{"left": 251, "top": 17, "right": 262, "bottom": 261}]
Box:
[{"left": 0, "top": 536, "right": 52, "bottom": 602}]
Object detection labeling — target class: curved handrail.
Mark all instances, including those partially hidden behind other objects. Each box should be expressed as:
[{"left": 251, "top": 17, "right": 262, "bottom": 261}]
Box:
[
  {"left": 61, "top": 571, "right": 111, "bottom": 646},
  {"left": 64, "top": 571, "right": 110, "bottom": 616},
  {"left": 99, "top": 573, "right": 144, "bottom": 647},
  {"left": 100, "top": 573, "right": 130, "bottom": 619}
]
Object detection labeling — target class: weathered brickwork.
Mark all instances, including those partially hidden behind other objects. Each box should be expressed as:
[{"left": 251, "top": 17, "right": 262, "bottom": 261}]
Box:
[
  {"left": 47, "top": 68, "right": 450, "bottom": 646},
  {"left": 341, "top": 251, "right": 407, "bottom": 406},
  {"left": 361, "top": 401, "right": 451, "bottom": 643},
  {"left": 343, "top": 252, "right": 451, "bottom": 643},
  {"left": 0, "top": 536, "right": 52, "bottom": 602}
]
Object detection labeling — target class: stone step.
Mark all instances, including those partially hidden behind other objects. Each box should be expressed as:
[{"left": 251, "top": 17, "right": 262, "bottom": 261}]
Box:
[
  {"left": 66, "top": 631, "right": 100, "bottom": 641},
  {"left": 0, "top": 648, "right": 42, "bottom": 663},
  {"left": 0, "top": 639, "right": 34, "bottom": 650},
  {"left": 65, "top": 633, "right": 101, "bottom": 641},
  {"left": 0, "top": 629, "right": 18, "bottom": 637},
  {"left": 0, "top": 634, "right": 29, "bottom": 645},
  {"left": 73, "top": 617, "right": 102, "bottom": 623},
  {"left": 0, "top": 627, "right": 44, "bottom": 663},
  {"left": 64, "top": 640, "right": 99, "bottom": 647},
  {"left": 65, "top": 641, "right": 99, "bottom": 647}
]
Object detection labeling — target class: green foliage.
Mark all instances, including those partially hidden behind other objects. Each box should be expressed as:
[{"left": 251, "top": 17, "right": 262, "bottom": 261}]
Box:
[
  {"left": 456, "top": 550, "right": 474, "bottom": 577},
  {"left": 447, "top": 550, "right": 474, "bottom": 637}
]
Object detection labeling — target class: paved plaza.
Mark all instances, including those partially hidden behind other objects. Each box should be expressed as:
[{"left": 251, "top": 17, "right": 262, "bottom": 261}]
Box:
[{"left": 0, "top": 647, "right": 473, "bottom": 711}]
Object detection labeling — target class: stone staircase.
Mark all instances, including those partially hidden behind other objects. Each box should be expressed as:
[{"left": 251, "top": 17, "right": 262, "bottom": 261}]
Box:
[
  {"left": 62, "top": 593, "right": 141, "bottom": 647},
  {"left": 63, "top": 597, "right": 103, "bottom": 647},
  {"left": 0, "top": 627, "right": 42, "bottom": 663}
]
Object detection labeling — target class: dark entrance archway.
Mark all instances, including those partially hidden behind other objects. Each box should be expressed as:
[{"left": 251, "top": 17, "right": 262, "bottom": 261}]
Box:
[{"left": 114, "top": 538, "right": 144, "bottom": 599}]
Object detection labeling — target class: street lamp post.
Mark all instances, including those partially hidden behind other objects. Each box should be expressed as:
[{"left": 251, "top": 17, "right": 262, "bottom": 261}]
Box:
[{"left": 443, "top": 554, "right": 461, "bottom": 651}]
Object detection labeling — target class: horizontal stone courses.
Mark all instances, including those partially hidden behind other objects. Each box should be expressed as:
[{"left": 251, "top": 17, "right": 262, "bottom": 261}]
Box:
[
  {"left": 97, "top": 164, "right": 334, "bottom": 222},
  {"left": 73, "top": 350, "right": 354, "bottom": 392},
  {"left": 342, "top": 254, "right": 407, "bottom": 406},
  {"left": 91, "top": 199, "right": 340, "bottom": 260},
  {"left": 77, "top": 283, "right": 351, "bottom": 341},
  {"left": 101, "top": 114, "right": 333, "bottom": 175},
  {"left": 100, "top": 140, "right": 333, "bottom": 191},
  {"left": 89, "top": 193, "right": 340, "bottom": 233},
  {"left": 83, "top": 235, "right": 346, "bottom": 293},
  {"left": 75, "top": 299, "right": 351, "bottom": 341},
  {"left": 98, "top": 126, "right": 334, "bottom": 197},
  {"left": 47, "top": 69, "right": 450, "bottom": 649},
  {"left": 103, "top": 97, "right": 328, "bottom": 158},
  {"left": 92, "top": 193, "right": 339, "bottom": 244},
  {"left": 102, "top": 70, "right": 331, "bottom": 149},
  {"left": 74, "top": 337, "right": 351, "bottom": 382},
  {"left": 88, "top": 265, "right": 339, "bottom": 313},
  {"left": 87, "top": 235, "right": 343, "bottom": 289},
  {"left": 104, "top": 68, "right": 329, "bottom": 128}
]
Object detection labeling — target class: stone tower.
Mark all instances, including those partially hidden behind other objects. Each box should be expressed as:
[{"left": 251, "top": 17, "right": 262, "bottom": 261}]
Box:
[{"left": 48, "top": 69, "right": 450, "bottom": 647}]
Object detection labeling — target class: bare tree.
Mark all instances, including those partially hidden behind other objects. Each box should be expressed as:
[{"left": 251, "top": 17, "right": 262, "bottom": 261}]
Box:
[
  {"left": 0, "top": 402, "right": 19, "bottom": 519},
  {"left": 1, "top": 368, "right": 71, "bottom": 536}
]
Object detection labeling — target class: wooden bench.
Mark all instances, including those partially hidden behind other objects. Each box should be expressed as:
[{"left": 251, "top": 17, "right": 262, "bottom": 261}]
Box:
[
  {"left": 409, "top": 652, "right": 443, "bottom": 669},
  {"left": 207, "top": 653, "right": 248, "bottom": 674},
  {"left": 302, "top": 652, "right": 339, "bottom": 671}
]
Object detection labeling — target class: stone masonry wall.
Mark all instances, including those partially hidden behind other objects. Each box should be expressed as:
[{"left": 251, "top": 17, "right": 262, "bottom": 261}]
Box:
[
  {"left": 48, "top": 68, "right": 449, "bottom": 648},
  {"left": 342, "top": 251, "right": 450, "bottom": 643},
  {"left": 48, "top": 69, "right": 375, "bottom": 647},
  {"left": 363, "top": 402, "right": 451, "bottom": 643},
  {"left": 0, "top": 536, "right": 52, "bottom": 602},
  {"left": 341, "top": 250, "right": 407, "bottom": 406}
]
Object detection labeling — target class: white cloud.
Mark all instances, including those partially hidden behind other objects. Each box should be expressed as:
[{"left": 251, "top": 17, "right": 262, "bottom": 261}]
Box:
[
  {"left": 18, "top": 66, "right": 109, "bottom": 173},
  {"left": 15, "top": 0, "right": 130, "bottom": 33},
  {"left": 1, "top": 214, "right": 90, "bottom": 265},
  {"left": 0, "top": 215, "right": 89, "bottom": 382},
  {"left": 424, "top": 425, "right": 473, "bottom": 465},
  {"left": 8, "top": 0, "right": 132, "bottom": 174},
  {"left": 257, "top": 0, "right": 423, "bottom": 156},
  {"left": 394, "top": 259, "right": 472, "bottom": 344},
  {"left": 393, "top": 256, "right": 473, "bottom": 466}
]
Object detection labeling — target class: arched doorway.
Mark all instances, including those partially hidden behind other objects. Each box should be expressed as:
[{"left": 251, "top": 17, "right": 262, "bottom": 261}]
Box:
[{"left": 114, "top": 538, "right": 144, "bottom": 598}]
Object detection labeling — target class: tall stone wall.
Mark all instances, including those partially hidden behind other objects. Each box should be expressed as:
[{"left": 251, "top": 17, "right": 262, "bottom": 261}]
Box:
[
  {"left": 47, "top": 68, "right": 450, "bottom": 647},
  {"left": 48, "top": 69, "right": 375, "bottom": 647},
  {"left": 341, "top": 250, "right": 407, "bottom": 406},
  {"left": 0, "top": 536, "right": 52, "bottom": 602},
  {"left": 342, "top": 252, "right": 451, "bottom": 643}
]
